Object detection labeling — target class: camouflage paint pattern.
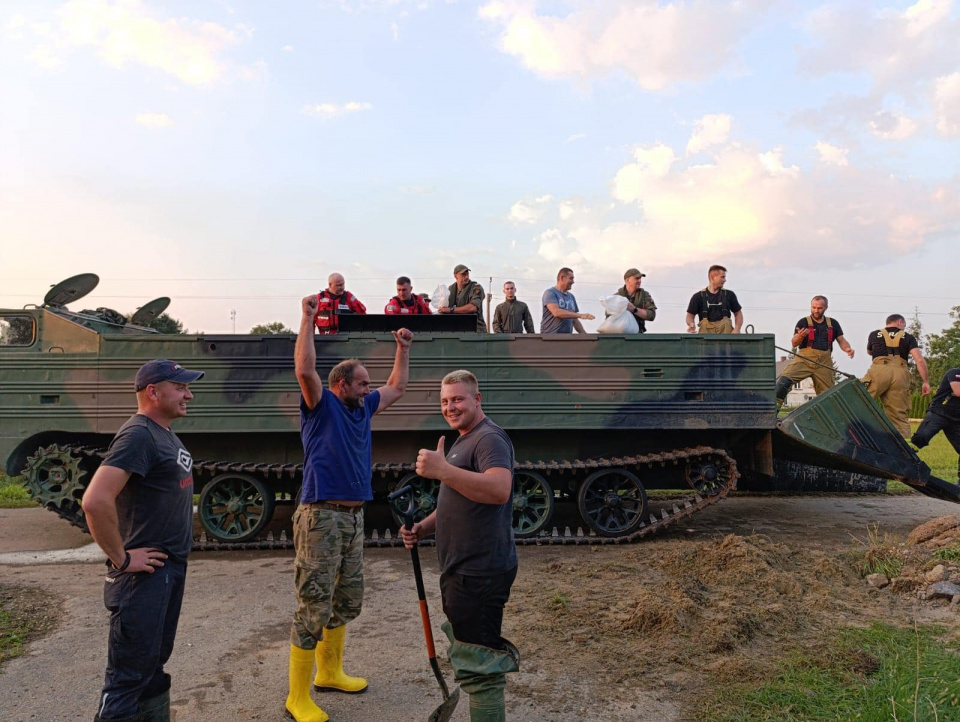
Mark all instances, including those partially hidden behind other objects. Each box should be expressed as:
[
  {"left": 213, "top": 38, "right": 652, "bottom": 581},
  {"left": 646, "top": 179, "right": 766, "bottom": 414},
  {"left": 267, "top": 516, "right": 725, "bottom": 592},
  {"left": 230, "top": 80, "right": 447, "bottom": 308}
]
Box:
[{"left": 290, "top": 505, "right": 364, "bottom": 649}]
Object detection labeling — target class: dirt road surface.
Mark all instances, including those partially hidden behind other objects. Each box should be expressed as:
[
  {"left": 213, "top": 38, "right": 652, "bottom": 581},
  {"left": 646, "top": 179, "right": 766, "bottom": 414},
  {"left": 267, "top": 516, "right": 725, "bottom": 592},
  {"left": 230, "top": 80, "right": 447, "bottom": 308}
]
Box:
[{"left": 0, "top": 493, "right": 955, "bottom": 722}]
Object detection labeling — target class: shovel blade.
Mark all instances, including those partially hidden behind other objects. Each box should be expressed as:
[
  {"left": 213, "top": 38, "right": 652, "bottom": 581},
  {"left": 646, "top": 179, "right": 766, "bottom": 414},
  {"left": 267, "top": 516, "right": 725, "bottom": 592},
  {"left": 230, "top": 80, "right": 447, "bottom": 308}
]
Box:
[{"left": 428, "top": 686, "right": 460, "bottom": 722}]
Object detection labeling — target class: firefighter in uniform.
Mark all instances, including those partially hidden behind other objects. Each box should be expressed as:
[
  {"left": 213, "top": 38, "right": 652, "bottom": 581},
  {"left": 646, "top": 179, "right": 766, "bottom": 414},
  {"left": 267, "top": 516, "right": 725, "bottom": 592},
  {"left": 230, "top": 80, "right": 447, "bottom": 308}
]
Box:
[
  {"left": 614, "top": 268, "right": 657, "bottom": 333},
  {"left": 685, "top": 265, "right": 743, "bottom": 334},
  {"left": 862, "top": 313, "right": 930, "bottom": 438},
  {"left": 384, "top": 276, "right": 432, "bottom": 315},
  {"left": 776, "top": 295, "right": 855, "bottom": 406},
  {"left": 911, "top": 368, "right": 960, "bottom": 482},
  {"left": 315, "top": 273, "right": 367, "bottom": 335}
]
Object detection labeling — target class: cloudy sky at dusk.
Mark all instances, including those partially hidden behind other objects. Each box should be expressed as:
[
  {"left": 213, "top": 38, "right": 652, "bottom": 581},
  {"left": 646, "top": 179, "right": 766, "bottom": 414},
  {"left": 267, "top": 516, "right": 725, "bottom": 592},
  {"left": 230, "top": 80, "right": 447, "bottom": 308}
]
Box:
[{"left": 2, "top": 0, "right": 958, "bottom": 374}]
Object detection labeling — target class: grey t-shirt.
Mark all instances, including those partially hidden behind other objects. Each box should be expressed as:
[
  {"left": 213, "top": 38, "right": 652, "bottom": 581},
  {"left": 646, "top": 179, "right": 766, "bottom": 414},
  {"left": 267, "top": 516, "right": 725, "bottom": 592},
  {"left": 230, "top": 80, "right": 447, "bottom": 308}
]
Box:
[
  {"left": 101, "top": 414, "right": 195, "bottom": 563},
  {"left": 541, "top": 287, "right": 579, "bottom": 334},
  {"left": 436, "top": 418, "right": 517, "bottom": 575}
]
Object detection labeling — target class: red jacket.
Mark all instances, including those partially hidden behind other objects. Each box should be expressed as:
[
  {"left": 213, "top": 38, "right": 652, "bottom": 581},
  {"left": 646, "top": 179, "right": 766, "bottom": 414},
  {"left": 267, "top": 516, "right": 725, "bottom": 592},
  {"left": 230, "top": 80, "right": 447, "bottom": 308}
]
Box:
[
  {"left": 384, "top": 295, "right": 432, "bottom": 315},
  {"left": 315, "top": 289, "right": 367, "bottom": 334}
]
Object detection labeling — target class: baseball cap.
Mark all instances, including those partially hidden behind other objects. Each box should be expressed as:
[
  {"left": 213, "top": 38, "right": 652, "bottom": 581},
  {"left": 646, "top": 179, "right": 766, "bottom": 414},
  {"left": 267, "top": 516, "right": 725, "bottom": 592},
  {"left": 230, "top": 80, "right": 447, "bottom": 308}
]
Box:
[
  {"left": 453, "top": 264, "right": 471, "bottom": 275},
  {"left": 624, "top": 268, "right": 646, "bottom": 279},
  {"left": 135, "top": 359, "right": 204, "bottom": 391}
]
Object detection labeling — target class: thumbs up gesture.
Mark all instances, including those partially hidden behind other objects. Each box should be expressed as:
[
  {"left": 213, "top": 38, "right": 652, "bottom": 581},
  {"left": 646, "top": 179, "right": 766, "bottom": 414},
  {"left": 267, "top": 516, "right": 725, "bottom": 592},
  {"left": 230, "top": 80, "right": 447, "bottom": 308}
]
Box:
[{"left": 416, "top": 436, "right": 448, "bottom": 480}]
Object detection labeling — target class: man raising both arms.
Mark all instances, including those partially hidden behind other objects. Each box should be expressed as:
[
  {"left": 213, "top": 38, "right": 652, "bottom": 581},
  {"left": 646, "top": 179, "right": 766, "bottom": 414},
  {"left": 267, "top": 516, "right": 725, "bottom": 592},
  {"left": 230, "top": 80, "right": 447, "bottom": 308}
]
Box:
[
  {"left": 286, "top": 293, "right": 413, "bottom": 722},
  {"left": 400, "top": 370, "right": 520, "bottom": 721}
]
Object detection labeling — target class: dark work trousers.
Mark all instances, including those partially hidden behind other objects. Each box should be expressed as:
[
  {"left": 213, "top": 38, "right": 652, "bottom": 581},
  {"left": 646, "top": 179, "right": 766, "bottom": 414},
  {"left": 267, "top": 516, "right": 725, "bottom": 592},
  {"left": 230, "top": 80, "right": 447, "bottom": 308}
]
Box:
[
  {"left": 912, "top": 412, "right": 960, "bottom": 480},
  {"left": 440, "top": 566, "right": 517, "bottom": 649},
  {"left": 96, "top": 559, "right": 187, "bottom": 721}
]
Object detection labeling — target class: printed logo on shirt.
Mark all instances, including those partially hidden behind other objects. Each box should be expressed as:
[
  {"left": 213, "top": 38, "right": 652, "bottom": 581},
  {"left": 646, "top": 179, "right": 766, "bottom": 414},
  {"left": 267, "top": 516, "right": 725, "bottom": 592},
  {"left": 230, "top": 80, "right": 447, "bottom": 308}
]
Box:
[{"left": 177, "top": 448, "right": 193, "bottom": 473}]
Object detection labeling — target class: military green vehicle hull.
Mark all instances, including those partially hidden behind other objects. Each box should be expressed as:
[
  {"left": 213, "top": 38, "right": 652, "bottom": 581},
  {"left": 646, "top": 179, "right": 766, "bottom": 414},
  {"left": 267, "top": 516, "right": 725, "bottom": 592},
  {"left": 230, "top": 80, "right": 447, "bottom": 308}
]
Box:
[{"left": 3, "top": 286, "right": 958, "bottom": 547}]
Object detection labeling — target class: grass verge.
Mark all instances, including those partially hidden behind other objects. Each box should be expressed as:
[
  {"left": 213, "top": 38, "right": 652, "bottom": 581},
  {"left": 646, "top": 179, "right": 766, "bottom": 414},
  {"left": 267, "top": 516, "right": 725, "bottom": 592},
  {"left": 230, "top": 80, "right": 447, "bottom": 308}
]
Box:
[
  {"left": 0, "top": 473, "right": 36, "bottom": 509},
  {"left": 0, "top": 584, "right": 61, "bottom": 666},
  {"left": 698, "top": 622, "right": 960, "bottom": 721}
]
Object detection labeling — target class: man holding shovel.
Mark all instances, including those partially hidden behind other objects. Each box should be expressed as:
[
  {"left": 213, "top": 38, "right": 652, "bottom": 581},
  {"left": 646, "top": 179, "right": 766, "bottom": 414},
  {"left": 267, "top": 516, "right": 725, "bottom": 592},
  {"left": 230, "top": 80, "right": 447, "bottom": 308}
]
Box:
[
  {"left": 288, "top": 293, "right": 413, "bottom": 722},
  {"left": 401, "top": 369, "right": 520, "bottom": 721}
]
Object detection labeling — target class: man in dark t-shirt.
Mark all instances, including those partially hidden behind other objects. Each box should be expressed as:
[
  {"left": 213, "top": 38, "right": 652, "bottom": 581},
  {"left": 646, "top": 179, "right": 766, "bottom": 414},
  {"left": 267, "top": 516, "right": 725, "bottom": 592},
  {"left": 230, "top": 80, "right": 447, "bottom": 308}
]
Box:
[
  {"left": 400, "top": 369, "right": 519, "bottom": 721},
  {"left": 82, "top": 359, "right": 203, "bottom": 722},
  {"left": 775, "top": 295, "right": 855, "bottom": 405},
  {"left": 685, "top": 264, "right": 743, "bottom": 334},
  {"left": 861, "top": 313, "right": 930, "bottom": 437},
  {"left": 911, "top": 368, "right": 960, "bottom": 481}
]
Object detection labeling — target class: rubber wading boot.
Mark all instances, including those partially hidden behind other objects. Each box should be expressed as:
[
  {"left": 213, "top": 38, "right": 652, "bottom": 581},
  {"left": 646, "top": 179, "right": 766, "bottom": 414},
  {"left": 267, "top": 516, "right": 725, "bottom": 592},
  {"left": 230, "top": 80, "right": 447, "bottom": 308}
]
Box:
[
  {"left": 285, "top": 645, "right": 328, "bottom": 722},
  {"left": 138, "top": 690, "right": 171, "bottom": 722},
  {"left": 93, "top": 712, "right": 141, "bottom": 722},
  {"left": 443, "top": 621, "right": 520, "bottom": 722},
  {"left": 775, "top": 375, "right": 794, "bottom": 405},
  {"left": 313, "top": 625, "right": 368, "bottom": 693}
]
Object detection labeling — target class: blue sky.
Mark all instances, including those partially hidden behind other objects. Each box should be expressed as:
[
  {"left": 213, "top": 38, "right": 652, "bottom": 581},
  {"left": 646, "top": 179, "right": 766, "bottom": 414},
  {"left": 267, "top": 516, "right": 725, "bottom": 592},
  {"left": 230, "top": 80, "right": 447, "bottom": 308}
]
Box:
[{"left": 2, "top": 0, "right": 958, "bottom": 375}]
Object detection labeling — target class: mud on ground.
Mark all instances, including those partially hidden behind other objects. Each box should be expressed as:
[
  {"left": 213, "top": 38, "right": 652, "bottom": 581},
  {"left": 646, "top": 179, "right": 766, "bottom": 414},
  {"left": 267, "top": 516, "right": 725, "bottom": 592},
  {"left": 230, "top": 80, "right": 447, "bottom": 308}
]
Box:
[{"left": 2, "top": 495, "right": 959, "bottom": 721}]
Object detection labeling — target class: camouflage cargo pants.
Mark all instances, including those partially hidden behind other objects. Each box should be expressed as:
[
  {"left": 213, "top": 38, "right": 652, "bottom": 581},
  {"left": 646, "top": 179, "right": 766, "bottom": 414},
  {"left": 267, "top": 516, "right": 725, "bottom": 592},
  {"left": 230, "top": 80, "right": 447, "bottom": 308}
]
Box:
[{"left": 290, "top": 505, "right": 365, "bottom": 649}]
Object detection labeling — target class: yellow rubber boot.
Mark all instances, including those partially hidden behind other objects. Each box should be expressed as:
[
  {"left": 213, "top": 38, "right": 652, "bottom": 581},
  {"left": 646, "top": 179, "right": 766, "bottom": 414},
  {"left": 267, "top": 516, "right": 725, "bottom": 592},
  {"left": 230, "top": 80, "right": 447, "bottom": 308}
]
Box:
[
  {"left": 313, "top": 625, "right": 368, "bottom": 693},
  {"left": 285, "top": 645, "right": 329, "bottom": 722}
]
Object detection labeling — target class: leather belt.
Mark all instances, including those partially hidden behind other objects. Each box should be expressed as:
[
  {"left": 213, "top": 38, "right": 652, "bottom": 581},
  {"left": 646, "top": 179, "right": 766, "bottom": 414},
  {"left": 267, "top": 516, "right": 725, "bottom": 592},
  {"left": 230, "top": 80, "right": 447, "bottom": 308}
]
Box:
[{"left": 303, "top": 501, "right": 365, "bottom": 514}]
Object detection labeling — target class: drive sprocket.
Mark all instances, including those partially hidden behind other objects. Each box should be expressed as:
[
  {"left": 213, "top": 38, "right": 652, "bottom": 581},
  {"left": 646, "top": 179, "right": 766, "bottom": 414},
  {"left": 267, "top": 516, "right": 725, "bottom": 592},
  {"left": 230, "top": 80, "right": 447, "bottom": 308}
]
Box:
[{"left": 21, "top": 444, "right": 89, "bottom": 530}]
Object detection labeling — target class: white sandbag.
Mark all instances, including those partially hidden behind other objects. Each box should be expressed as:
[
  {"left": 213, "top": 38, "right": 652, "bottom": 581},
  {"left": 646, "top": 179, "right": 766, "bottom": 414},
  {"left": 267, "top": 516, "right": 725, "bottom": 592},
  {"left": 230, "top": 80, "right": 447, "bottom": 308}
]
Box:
[
  {"left": 597, "top": 295, "right": 639, "bottom": 334},
  {"left": 431, "top": 283, "right": 449, "bottom": 312}
]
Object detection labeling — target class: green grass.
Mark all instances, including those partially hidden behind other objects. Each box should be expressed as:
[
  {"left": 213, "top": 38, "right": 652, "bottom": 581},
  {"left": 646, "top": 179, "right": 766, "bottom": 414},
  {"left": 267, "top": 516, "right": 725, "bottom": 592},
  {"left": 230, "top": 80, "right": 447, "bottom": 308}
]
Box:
[
  {"left": 0, "top": 473, "right": 36, "bottom": 509},
  {"left": 699, "top": 623, "right": 960, "bottom": 721},
  {"left": 850, "top": 525, "right": 905, "bottom": 579},
  {"left": 933, "top": 545, "right": 960, "bottom": 562}
]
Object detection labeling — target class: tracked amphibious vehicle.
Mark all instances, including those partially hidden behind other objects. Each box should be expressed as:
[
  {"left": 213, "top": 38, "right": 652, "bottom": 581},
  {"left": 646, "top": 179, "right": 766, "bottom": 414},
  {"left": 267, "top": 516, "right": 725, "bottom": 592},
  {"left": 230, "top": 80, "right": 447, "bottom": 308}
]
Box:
[{"left": 3, "top": 274, "right": 958, "bottom": 549}]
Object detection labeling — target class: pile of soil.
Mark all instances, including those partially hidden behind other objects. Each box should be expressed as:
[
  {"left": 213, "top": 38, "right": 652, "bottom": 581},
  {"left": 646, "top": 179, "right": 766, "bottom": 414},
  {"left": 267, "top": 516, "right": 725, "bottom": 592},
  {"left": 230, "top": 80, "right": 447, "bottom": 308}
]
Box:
[{"left": 504, "top": 526, "right": 958, "bottom": 714}]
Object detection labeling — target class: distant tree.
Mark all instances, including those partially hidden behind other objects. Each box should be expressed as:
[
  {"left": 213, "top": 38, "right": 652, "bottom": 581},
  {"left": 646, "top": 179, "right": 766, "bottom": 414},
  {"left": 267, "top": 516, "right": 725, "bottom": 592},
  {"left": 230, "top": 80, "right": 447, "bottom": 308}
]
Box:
[
  {"left": 907, "top": 307, "right": 929, "bottom": 394},
  {"left": 250, "top": 321, "right": 293, "bottom": 334},
  {"left": 926, "top": 305, "right": 960, "bottom": 386},
  {"left": 145, "top": 313, "right": 185, "bottom": 334}
]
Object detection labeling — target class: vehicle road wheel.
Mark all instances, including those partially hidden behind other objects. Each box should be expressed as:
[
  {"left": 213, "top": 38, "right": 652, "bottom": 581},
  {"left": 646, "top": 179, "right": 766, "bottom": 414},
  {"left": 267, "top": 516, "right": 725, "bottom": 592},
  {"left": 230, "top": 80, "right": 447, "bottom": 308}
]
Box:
[
  {"left": 198, "top": 473, "right": 276, "bottom": 543},
  {"left": 390, "top": 473, "right": 440, "bottom": 528},
  {"left": 683, "top": 456, "right": 732, "bottom": 496},
  {"left": 512, "top": 471, "right": 554, "bottom": 538},
  {"left": 576, "top": 468, "right": 648, "bottom": 537},
  {"left": 21, "top": 444, "right": 90, "bottom": 531}
]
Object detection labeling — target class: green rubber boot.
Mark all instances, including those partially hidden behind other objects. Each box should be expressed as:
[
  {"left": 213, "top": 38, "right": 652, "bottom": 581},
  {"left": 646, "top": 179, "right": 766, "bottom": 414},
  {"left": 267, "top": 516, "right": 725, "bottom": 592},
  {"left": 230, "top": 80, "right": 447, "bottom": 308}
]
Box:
[
  {"left": 138, "top": 690, "right": 171, "bottom": 722},
  {"left": 442, "top": 621, "right": 520, "bottom": 722}
]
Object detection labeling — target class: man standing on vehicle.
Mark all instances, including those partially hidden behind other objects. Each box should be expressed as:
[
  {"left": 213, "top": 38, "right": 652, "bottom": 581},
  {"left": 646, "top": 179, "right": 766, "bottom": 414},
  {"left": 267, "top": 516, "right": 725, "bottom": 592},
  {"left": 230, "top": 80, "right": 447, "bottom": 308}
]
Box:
[
  {"left": 685, "top": 265, "right": 743, "bottom": 334},
  {"left": 440, "top": 264, "right": 486, "bottom": 332},
  {"left": 82, "top": 359, "right": 204, "bottom": 722},
  {"left": 286, "top": 293, "right": 413, "bottom": 722},
  {"left": 541, "top": 267, "right": 594, "bottom": 334},
  {"left": 400, "top": 369, "right": 519, "bottom": 722},
  {"left": 912, "top": 367, "right": 960, "bottom": 481},
  {"left": 862, "top": 313, "right": 930, "bottom": 438},
  {"left": 492, "top": 281, "right": 536, "bottom": 333},
  {"left": 385, "top": 276, "right": 432, "bottom": 315},
  {"left": 775, "top": 295, "right": 855, "bottom": 406},
  {"left": 315, "top": 272, "right": 367, "bottom": 334},
  {"left": 614, "top": 268, "right": 657, "bottom": 333}
]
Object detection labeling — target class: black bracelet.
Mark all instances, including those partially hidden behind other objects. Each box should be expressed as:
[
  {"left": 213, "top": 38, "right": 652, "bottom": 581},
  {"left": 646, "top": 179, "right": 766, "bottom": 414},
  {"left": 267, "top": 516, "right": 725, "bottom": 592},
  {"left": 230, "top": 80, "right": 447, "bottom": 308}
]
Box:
[{"left": 110, "top": 551, "right": 131, "bottom": 572}]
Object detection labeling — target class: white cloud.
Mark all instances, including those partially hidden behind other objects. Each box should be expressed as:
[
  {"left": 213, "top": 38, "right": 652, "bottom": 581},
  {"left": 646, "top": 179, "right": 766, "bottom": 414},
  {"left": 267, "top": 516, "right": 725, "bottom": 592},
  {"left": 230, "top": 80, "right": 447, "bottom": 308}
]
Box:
[
  {"left": 686, "top": 114, "right": 732, "bottom": 155},
  {"left": 508, "top": 194, "right": 553, "bottom": 225},
  {"left": 797, "top": 0, "right": 958, "bottom": 139},
  {"left": 479, "top": 0, "right": 769, "bottom": 91},
  {"left": 20, "top": 0, "right": 247, "bottom": 85},
  {"left": 869, "top": 110, "right": 919, "bottom": 140},
  {"left": 525, "top": 125, "right": 957, "bottom": 276},
  {"left": 282, "top": 44, "right": 294, "bottom": 52},
  {"left": 301, "top": 101, "right": 373, "bottom": 117},
  {"left": 813, "top": 141, "right": 849, "bottom": 166},
  {"left": 566, "top": 133, "right": 586, "bottom": 143},
  {"left": 135, "top": 112, "right": 174, "bottom": 128},
  {"left": 933, "top": 72, "right": 960, "bottom": 137}
]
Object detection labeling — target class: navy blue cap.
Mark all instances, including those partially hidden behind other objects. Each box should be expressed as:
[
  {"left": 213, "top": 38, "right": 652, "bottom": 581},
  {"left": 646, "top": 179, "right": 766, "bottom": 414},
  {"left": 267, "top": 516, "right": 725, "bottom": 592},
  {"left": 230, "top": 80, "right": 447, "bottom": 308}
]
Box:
[{"left": 135, "top": 359, "right": 204, "bottom": 391}]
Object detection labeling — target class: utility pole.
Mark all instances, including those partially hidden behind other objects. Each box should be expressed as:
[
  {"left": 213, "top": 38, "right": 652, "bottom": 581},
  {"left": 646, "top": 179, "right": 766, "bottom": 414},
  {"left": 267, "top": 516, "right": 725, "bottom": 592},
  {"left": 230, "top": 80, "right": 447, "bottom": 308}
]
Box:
[
  {"left": 230, "top": 309, "right": 236, "bottom": 334},
  {"left": 485, "top": 276, "right": 493, "bottom": 332}
]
